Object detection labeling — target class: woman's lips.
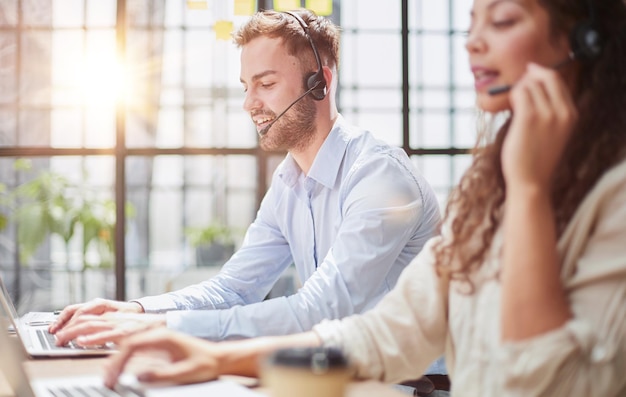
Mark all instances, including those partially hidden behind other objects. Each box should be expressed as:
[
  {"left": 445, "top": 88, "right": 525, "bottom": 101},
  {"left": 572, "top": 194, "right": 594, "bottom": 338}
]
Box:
[{"left": 471, "top": 67, "right": 500, "bottom": 91}]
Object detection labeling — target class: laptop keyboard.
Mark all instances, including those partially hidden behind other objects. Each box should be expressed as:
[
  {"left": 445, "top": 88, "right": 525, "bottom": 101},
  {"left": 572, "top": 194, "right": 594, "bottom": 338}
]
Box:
[
  {"left": 35, "top": 329, "right": 101, "bottom": 350},
  {"left": 45, "top": 384, "right": 143, "bottom": 397},
  {"left": 36, "top": 329, "right": 72, "bottom": 350}
]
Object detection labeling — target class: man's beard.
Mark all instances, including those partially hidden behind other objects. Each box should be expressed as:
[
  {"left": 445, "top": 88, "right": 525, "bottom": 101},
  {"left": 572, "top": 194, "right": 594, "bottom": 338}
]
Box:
[{"left": 259, "top": 96, "right": 317, "bottom": 152}]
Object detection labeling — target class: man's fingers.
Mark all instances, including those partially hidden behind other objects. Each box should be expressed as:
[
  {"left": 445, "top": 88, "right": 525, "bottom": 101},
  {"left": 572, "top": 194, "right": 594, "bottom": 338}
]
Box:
[
  {"left": 75, "top": 329, "right": 126, "bottom": 346},
  {"left": 55, "top": 320, "right": 114, "bottom": 346},
  {"left": 67, "top": 300, "right": 116, "bottom": 324},
  {"left": 74, "top": 318, "right": 154, "bottom": 346},
  {"left": 50, "top": 300, "right": 142, "bottom": 335},
  {"left": 57, "top": 313, "right": 162, "bottom": 346},
  {"left": 48, "top": 304, "right": 82, "bottom": 333},
  {"left": 50, "top": 299, "right": 111, "bottom": 333}
]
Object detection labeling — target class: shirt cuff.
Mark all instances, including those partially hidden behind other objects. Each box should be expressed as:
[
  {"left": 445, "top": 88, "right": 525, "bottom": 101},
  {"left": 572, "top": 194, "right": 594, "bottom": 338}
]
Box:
[
  {"left": 313, "top": 319, "right": 345, "bottom": 349},
  {"left": 132, "top": 295, "right": 178, "bottom": 313},
  {"left": 313, "top": 318, "right": 386, "bottom": 380},
  {"left": 314, "top": 319, "right": 447, "bottom": 377}
]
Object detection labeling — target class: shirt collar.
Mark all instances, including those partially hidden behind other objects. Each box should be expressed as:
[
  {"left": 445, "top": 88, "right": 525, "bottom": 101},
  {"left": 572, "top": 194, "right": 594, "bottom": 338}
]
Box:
[{"left": 279, "top": 115, "right": 350, "bottom": 189}]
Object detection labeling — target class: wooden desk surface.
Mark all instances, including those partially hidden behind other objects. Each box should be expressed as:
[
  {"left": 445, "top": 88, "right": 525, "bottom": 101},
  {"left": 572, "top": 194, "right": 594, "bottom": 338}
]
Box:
[{"left": 0, "top": 356, "right": 407, "bottom": 397}]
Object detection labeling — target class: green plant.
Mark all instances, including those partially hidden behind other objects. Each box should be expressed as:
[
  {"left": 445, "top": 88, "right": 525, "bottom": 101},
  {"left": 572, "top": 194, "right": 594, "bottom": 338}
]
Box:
[
  {"left": 0, "top": 182, "right": 8, "bottom": 232},
  {"left": 9, "top": 159, "right": 133, "bottom": 269},
  {"left": 185, "top": 223, "right": 234, "bottom": 248},
  {"left": 185, "top": 223, "right": 237, "bottom": 266},
  {"left": 13, "top": 167, "right": 79, "bottom": 263}
]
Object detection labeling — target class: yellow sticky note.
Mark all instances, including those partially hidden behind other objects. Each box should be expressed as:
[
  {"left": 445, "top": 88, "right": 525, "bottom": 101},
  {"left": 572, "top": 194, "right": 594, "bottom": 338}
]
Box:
[
  {"left": 186, "top": 0, "right": 208, "bottom": 9},
  {"left": 274, "top": 0, "right": 301, "bottom": 12},
  {"left": 234, "top": 0, "right": 255, "bottom": 16},
  {"left": 215, "top": 20, "right": 234, "bottom": 40},
  {"left": 306, "top": 0, "right": 333, "bottom": 15}
]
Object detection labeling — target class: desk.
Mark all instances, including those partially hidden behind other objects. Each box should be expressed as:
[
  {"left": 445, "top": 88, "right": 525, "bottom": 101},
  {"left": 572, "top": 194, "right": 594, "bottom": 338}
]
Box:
[{"left": 0, "top": 356, "right": 407, "bottom": 397}]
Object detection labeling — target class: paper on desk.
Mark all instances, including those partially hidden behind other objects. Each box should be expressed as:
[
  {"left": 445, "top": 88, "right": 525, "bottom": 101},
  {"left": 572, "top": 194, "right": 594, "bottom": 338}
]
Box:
[
  {"left": 145, "top": 379, "right": 263, "bottom": 397},
  {"left": 31, "top": 374, "right": 264, "bottom": 397}
]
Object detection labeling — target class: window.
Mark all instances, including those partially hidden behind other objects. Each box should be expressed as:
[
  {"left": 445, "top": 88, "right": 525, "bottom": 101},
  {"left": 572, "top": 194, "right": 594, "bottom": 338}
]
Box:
[{"left": 0, "top": 0, "right": 474, "bottom": 311}]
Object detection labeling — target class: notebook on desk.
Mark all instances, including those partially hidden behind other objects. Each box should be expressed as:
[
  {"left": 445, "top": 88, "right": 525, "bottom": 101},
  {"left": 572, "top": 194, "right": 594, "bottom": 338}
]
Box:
[
  {"left": 0, "top": 317, "right": 263, "bottom": 397},
  {"left": 0, "top": 276, "right": 114, "bottom": 357}
]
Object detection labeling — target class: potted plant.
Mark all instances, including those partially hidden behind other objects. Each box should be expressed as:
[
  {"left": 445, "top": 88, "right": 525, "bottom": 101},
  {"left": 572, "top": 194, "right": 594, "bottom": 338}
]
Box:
[{"left": 185, "top": 223, "right": 236, "bottom": 266}]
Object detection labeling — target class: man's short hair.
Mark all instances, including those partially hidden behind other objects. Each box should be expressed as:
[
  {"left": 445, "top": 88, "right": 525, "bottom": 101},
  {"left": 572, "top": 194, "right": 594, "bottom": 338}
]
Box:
[{"left": 233, "top": 9, "right": 340, "bottom": 75}]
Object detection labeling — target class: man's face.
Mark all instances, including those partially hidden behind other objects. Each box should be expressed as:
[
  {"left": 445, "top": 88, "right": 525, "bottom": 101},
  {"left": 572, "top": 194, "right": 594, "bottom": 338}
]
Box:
[{"left": 240, "top": 36, "right": 317, "bottom": 152}]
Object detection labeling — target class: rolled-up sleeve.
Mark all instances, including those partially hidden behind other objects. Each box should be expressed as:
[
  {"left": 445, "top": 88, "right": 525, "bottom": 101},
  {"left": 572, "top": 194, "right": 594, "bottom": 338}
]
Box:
[{"left": 496, "top": 172, "right": 626, "bottom": 397}]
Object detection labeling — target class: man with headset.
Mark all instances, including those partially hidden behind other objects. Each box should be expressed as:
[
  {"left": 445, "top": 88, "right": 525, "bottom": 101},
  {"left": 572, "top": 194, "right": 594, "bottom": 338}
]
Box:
[{"left": 49, "top": 10, "right": 443, "bottom": 381}]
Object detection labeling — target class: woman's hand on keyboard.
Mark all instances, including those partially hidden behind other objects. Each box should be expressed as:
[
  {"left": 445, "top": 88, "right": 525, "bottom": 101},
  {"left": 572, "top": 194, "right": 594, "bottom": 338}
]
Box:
[{"left": 104, "top": 328, "right": 224, "bottom": 388}]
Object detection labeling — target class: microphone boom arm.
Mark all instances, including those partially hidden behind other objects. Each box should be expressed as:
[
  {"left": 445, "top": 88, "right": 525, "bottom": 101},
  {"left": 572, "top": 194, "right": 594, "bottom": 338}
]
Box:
[{"left": 258, "top": 81, "right": 320, "bottom": 136}]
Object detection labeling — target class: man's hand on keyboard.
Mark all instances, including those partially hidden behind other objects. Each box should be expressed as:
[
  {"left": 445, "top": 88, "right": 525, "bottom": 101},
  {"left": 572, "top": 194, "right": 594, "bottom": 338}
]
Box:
[
  {"left": 52, "top": 312, "right": 166, "bottom": 348},
  {"left": 49, "top": 299, "right": 145, "bottom": 335}
]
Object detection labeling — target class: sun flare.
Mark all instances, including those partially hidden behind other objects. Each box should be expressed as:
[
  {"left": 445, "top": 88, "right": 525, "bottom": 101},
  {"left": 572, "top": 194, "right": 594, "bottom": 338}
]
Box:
[{"left": 77, "top": 54, "right": 130, "bottom": 107}]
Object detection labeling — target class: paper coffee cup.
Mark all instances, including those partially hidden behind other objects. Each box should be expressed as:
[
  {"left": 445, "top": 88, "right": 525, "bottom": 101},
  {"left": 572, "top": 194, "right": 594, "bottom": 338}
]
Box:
[{"left": 261, "top": 347, "right": 352, "bottom": 397}]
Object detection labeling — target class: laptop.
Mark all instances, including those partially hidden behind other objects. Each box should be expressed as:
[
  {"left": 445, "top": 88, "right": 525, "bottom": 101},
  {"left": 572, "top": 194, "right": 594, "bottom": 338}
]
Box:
[
  {"left": 0, "top": 317, "right": 263, "bottom": 397},
  {"left": 0, "top": 276, "right": 114, "bottom": 357}
]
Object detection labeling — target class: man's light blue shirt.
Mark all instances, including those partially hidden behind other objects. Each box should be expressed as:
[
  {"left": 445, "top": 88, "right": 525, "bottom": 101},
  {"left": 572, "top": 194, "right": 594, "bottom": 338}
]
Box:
[{"left": 136, "top": 115, "right": 441, "bottom": 345}]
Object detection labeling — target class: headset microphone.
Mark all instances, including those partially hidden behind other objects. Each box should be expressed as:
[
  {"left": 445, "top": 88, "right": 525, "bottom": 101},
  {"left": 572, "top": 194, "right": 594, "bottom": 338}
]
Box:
[
  {"left": 487, "top": 54, "right": 575, "bottom": 95},
  {"left": 258, "top": 81, "right": 320, "bottom": 137}
]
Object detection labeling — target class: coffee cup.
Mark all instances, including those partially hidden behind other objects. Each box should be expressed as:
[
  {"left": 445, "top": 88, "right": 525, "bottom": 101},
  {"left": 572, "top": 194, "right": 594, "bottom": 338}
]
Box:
[{"left": 261, "top": 347, "right": 352, "bottom": 397}]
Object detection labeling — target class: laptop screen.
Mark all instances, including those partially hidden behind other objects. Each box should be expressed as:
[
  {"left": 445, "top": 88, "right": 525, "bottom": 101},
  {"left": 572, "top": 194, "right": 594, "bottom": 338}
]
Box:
[
  {"left": 0, "top": 317, "right": 37, "bottom": 397},
  {"left": 0, "top": 276, "right": 19, "bottom": 321}
]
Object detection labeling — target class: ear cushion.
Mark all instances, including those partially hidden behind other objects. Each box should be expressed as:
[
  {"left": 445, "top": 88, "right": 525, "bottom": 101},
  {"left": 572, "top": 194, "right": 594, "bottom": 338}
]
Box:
[
  {"left": 570, "top": 20, "right": 602, "bottom": 61},
  {"left": 307, "top": 71, "right": 327, "bottom": 101}
]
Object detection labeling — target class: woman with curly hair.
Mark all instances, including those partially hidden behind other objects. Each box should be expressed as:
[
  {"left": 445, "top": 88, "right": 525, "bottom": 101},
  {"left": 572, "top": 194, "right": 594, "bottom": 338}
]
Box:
[{"left": 104, "top": 0, "right": 626, "bottom": 395}]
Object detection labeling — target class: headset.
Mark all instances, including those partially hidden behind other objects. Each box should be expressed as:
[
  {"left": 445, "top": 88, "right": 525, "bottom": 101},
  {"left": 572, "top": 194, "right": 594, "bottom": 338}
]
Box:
[
  {"left": 282, "top": 11, "right": 327, "bottom": 101},
  {"left": 569, "top": 0, "right": 602, "bottom": 61}
]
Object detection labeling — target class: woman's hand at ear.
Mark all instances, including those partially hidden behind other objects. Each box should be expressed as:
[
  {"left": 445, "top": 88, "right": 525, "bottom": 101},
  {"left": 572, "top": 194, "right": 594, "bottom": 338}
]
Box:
[
  {"left": 502, "top": 62, "right": 578, "bottom": 193},
  {"left": 500, "top": 62, "right": 576, "bottom": 341}
]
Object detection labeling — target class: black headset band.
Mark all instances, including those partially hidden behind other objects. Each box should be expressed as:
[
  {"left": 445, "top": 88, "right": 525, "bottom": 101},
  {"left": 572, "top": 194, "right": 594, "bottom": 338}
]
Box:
[
  {"left": 282, "top": 11, "right": 327, "bottom": 100},
  {"left": 283, "top": 11, "right": 324, "bottom": 75}
]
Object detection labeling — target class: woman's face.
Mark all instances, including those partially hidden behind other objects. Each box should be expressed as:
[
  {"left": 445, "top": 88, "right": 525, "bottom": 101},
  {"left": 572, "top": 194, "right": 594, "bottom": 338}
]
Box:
[{"left": 466, "top": 0, "right": 572, "bottom": 113}]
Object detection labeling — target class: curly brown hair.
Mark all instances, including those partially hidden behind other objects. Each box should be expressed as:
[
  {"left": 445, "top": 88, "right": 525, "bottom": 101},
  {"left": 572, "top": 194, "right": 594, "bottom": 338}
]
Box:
[{"left": 434, "top": 0, "right": 626, "bottom": 288}]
